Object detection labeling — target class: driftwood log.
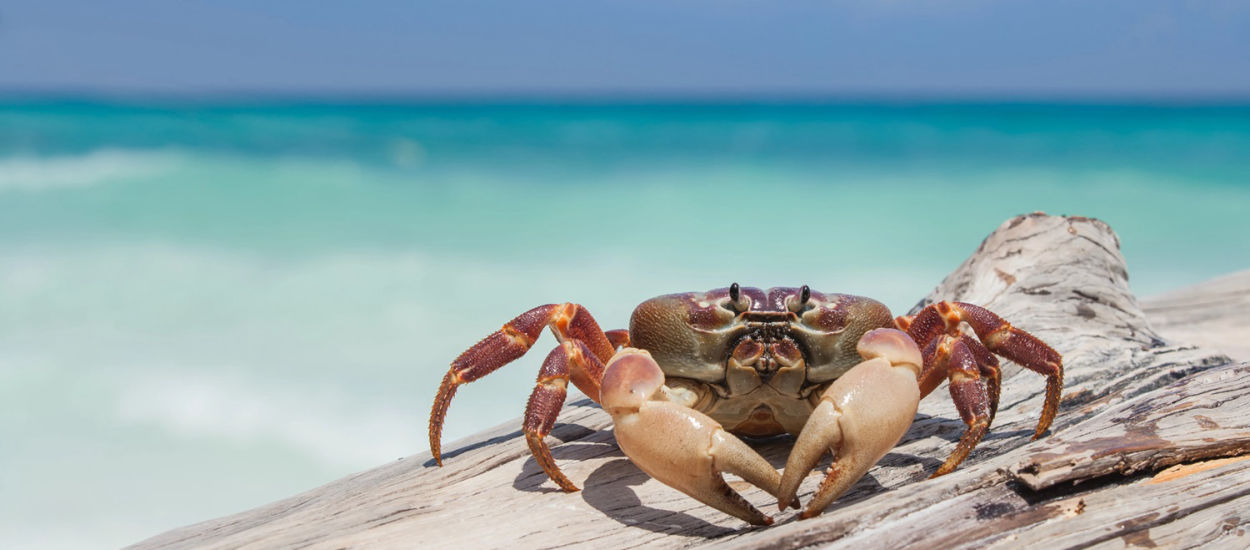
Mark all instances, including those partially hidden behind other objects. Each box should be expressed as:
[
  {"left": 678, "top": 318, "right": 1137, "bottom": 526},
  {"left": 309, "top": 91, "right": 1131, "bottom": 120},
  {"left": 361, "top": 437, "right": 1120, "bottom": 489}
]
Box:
[{"left": 129, "top": 214, "right": 1250, "bottom": 550}]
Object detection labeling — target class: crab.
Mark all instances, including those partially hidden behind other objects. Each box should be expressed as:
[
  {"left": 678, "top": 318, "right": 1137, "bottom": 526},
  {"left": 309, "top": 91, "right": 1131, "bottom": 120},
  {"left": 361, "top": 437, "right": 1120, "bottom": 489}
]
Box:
[{"left": 429, "top": 284, "right": 1062, "bottom": 525}]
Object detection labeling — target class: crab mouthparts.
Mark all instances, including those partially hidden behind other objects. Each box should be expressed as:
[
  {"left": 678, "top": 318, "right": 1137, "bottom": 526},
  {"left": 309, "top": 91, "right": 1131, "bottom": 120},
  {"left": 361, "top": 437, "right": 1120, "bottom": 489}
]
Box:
[{"left": 731, "top": 328, "right": 804, "bottom": 382}]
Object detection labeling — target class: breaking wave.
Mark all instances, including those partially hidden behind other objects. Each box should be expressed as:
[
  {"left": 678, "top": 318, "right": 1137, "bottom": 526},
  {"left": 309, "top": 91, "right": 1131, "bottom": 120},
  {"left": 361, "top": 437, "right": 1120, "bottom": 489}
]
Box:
[{"left": 0, "top": 149, "right": 181, "bottom": 191}]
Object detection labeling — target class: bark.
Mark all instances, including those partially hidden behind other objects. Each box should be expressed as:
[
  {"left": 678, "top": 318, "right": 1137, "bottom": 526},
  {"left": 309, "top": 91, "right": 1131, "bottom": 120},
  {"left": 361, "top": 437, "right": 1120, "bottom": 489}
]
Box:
[{"left": 127, "top": 214, "right": 1250, "bottom": 550}]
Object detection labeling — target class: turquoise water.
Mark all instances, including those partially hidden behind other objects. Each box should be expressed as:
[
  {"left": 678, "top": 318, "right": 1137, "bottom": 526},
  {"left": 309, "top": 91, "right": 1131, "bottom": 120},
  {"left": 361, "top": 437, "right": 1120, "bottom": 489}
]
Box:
[{"left": 2, "top": 100, "right": 1248, "bottom": 548}]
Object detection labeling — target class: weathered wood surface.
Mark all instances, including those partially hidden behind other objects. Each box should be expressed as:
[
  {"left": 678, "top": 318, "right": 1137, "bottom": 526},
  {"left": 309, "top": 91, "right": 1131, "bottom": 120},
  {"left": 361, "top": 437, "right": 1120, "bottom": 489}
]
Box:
[
  {"left": 1011, "top": 363, "right": 1250, "bottom": 490},
  {"left": 128, "top": 214, "right": 1250, "bottom": 550},
  {"left": 1143, "top": 269, "right": 1250, "bottom": 362}
]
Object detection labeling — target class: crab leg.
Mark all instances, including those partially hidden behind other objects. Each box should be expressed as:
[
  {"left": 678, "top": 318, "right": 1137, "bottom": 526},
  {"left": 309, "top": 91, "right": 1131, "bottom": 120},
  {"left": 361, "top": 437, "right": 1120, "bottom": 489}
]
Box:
[
  {"left": 777, "top": 329, "right": 922, "bottom": 519},
  {"left": 604, "top": 329, "right": 631, "bottom": 349},
  {"left": 903, "top": 301, "right": 1062, "bottom": 439},
  {"left": 920, "top": 334, "right": 1002, "bottom": 477},
  {"left": 600, "top": 349, "right": 795, "bottom": 526},
  {"left": 429, "top": 303, "right": 616, "bottom": 467},
  {"left": 963, "top": 335, "right": 1002, "bottom": 426},
  {"left": 917, "top": 333, "right": 1003, "bottom": 422},
  {"left": 523, "top": 340, "right": 608, "bottom": 491}
]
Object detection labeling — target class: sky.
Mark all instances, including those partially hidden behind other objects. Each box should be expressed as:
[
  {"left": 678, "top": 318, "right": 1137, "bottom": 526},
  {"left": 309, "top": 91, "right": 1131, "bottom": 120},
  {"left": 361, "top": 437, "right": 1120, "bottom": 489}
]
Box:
[{"left": 1, "top": 0, "right": 1248, "bottom": 98}]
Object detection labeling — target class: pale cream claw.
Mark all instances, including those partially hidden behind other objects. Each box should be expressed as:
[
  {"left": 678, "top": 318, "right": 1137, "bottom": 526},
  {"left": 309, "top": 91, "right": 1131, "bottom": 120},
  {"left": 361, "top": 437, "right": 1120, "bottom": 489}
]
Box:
[
  {"left": 778, "top": 328, "right": 923, "bottom": 518},
  {"left": 602, "top": 349, "right": 790, "bottom": 526}
]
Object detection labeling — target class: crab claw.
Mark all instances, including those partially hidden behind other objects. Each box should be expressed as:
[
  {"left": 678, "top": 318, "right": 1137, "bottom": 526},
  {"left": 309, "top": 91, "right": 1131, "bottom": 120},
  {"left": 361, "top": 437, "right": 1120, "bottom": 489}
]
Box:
[
  {"left": 601, "top": 349, "right": 794, "bottom": 526},
  {"left": 778, "top": 328, "right": 922, "bottom": 518}
]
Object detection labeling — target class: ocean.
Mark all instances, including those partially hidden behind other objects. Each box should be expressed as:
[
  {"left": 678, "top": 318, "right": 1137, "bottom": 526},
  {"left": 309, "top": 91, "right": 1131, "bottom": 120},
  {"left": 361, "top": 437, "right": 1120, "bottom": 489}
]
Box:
[{"left": 2, "top": 100, "right": 1248, "bottom": 548}]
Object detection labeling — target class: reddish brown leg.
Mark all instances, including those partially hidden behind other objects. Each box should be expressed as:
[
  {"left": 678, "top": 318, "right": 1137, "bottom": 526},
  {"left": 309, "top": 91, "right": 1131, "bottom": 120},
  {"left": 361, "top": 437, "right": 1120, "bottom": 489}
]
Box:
[
  {"left": 962, "top": 335, "right": 1002, "bottom": 425},
  {"left": 604, "top": 329, "right": 631, "bottom": 349},
  {"left": 904, "top": 301, "right": 1062, "bottom": 439},
  {"left": 923, "top": 335, "right": 996, "bottom": 477},
  {"left": 916, "top": 337, "right": 946, "bottom": 398},
  {"left": 524, "top": 339, "right": 607, "bottom": 491},
  {"left": 429, "top": 303, "right": 616, "bottom": 467}
]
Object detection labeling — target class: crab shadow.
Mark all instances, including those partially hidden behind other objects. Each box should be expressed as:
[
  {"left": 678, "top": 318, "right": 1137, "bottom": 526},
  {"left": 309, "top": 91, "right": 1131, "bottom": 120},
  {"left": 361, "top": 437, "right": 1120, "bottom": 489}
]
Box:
[
  {"left": 908, "top": 412, "right": 1038, "bottom": 444},
  {"left": 422, "top": 430, "right": 523, "bottom": 467},
  {"left": 509, "top": 426, "right": 948, "bottom": 535},
  {"left": 510, "top": 422, "right": 621, "bottom": 495},
  {"left": 580, "top": 459, "right": 745, "bottom": 537},
  {"left": 509, "top": 423, "right": 746, "bottom": 536}
]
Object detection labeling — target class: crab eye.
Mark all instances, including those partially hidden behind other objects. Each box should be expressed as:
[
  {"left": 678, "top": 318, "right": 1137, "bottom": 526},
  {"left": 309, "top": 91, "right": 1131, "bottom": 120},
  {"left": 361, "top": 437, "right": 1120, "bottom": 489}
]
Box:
[
  {"left": 789, "top": 285, "right": 811, "bottom": 312},
  {"left": 722, "top": 282, "right": 748, "bottom": 312}
]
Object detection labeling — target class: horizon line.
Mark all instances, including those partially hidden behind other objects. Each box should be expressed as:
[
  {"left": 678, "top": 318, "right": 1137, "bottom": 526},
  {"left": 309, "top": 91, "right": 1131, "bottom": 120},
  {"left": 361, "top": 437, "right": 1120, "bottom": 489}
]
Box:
[{"left": 3, "top": 87, "right": 1250, "bottom": 107}]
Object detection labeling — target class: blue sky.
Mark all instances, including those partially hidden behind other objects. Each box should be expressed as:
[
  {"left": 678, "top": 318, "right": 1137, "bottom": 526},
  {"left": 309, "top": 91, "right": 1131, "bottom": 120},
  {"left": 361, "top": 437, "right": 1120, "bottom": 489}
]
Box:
[{"left": 1, "top": 0, "right": 1248, "bottom": 97}]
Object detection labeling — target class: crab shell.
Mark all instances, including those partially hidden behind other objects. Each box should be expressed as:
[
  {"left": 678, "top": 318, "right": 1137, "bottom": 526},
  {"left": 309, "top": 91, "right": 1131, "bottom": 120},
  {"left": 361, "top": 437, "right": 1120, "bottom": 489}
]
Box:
[{"left": 630, "top": 286, "right": 895, "bottom": 437}]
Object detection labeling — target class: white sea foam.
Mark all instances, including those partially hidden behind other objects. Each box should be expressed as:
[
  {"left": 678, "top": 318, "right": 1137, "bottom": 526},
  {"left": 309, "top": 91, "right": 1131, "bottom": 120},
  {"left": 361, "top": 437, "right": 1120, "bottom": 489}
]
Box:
[
  {"left": 116, "top": 371, "right": 414, "bottom": 468},
  {"left": 0, "top": 150, "right": 180, "bottom": 191}
]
